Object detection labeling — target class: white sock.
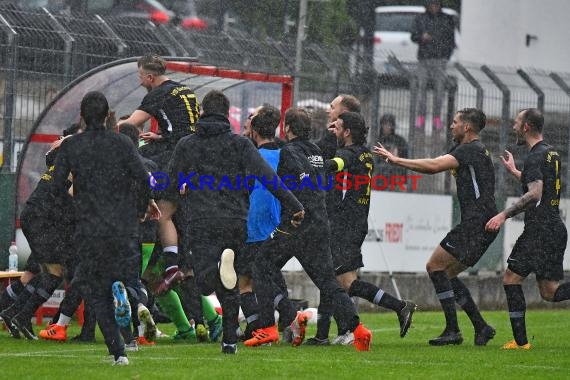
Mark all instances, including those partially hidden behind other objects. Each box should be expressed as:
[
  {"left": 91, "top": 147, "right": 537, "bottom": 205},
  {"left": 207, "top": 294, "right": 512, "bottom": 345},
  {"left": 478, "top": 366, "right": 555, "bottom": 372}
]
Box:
[
  {"left": 163, "top": 246, "right": 178, "bottom": 254},
  {"left": 57, "top": 314, "right": 72, "bottom": 327}
]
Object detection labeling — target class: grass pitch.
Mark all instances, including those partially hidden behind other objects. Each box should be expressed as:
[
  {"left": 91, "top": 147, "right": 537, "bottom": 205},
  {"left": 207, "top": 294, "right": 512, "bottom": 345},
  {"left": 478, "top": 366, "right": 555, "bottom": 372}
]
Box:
[{"left": 1, "top": 310, "right": 569, "bottom": 379}]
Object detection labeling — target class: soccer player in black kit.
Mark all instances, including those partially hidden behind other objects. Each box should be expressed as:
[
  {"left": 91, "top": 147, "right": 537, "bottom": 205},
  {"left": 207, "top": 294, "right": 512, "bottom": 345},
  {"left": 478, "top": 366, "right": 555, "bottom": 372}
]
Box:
[
  {"left": 118, "top": 54, "right": 201, "bottom": 297},
  {"left": 306, "top": 112, "right": 416, "bottom": 346},
  {"left": 486, "top": 108, "right": 570, "bottom": 350},
  {"left": 52, "top": 92, "right": 159, "bottom": 365},
  {"left": 245, "top": 108, "right": 372, "bottom": 351},
  {"left": 375, "top": 108, "right": 498, "bottom": 346},
  {"left": 0, "top": 124, "right": 81, "bottom": 340}
]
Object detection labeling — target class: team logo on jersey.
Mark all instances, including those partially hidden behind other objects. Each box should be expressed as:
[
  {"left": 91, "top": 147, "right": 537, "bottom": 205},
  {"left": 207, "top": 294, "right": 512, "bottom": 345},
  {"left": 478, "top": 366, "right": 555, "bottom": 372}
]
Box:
[{"left": 307, "top": 155, "right": 324, "bottom": 168}]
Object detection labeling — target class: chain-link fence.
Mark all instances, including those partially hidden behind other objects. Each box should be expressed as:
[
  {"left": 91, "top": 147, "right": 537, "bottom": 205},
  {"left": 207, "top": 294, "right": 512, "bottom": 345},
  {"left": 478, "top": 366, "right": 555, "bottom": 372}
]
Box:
[{"left": 3, "top": 4, "right": 570, "bottom": 197}]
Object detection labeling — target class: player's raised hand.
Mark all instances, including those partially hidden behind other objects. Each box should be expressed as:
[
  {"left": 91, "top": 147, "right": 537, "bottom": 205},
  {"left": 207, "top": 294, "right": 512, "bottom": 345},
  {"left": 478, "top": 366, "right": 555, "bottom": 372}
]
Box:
[
  {"left": 373, "top": 143, "right": 396, "bottom": 163},
  {"left": 501, "top": 150, "right": 516, "bottom": 172}
]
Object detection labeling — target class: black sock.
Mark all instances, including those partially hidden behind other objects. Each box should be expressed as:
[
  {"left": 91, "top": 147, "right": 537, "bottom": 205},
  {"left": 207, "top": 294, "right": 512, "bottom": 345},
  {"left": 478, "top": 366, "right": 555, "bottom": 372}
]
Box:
[
  {"left": 504, "top": 284, "right": 528, "bottom": 345},
  {"left": 349, "top": 279, "right": 404, "bottom": 312},
  {"left": 125, "top": 285, "right": 143, "bottom": 328},
  {"left": 178, "top": 278, "right": 205, "bottom": 325},
  {"left": 315, "top": 294, "right": 333, "bottom": 339},
  {"left": 275, "top": 293, "right": 296, "bottom": 330},
  {"left": 17, "top": 273, "right": 62, "bottom": 319},
  {"left": 450, "top": 277, "right": 486, "bottom": 332},
  {"left": 0, "top": 280, "right": 24, "bottom": 311},
  {"left": 9, "top": 275, "right": 42, "bottom": 313},
  {"left": 240, "top": 292, "right": 260, "bottom": 333},
  {"left": 217, "top": 288, "right": 240, "bottom": 344},
  {"left": 79, "top": 300, "right": 97, "bottom": 339},
  {"left": 553, "top": 282, "right": 570, "bottom": 302},
  {"left": 429, "top": 271, "right": 459, "bottom": 333}
]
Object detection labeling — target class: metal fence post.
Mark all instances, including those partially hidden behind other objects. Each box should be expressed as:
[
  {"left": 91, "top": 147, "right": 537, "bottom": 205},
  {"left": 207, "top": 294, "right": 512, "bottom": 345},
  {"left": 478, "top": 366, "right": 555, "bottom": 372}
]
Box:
[
  {"left": 481, "top": 65, "right": 510, "bottom": 191},
  {"left": 549, "top": 72, "right": 570, "bottom": 196},
  {"left": 454, "top": 62, "right": 483, "bottom": 109},
  {"left": 370, "top": 73, "right": 381, "bottom": 143},
  {"left": 95, "top": 15, "right": 128, "bottom": 56},
  {"left": 444, "top": 77, "right": 457, "bottom": 193},
  {"left": 42, "top": 7, "right": 74, "bottom": 83},
  {"left": 0, "top": 13, "right": 17, "bottom": 173},
  {"left": 517, "top": 69, "right": 544, "bottom": 112}
]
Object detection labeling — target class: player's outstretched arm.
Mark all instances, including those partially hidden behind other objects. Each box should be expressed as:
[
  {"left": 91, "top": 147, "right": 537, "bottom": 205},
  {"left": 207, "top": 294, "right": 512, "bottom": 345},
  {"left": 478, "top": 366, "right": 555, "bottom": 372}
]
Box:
[{"left": 373, "top": 143, "right": 458, "bottom": 174}]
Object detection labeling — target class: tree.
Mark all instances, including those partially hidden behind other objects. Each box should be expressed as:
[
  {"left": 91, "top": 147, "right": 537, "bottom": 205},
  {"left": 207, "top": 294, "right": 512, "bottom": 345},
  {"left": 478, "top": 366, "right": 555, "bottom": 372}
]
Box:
[{"left": 195, "top": 0, "right": 357, "bottom": 46}]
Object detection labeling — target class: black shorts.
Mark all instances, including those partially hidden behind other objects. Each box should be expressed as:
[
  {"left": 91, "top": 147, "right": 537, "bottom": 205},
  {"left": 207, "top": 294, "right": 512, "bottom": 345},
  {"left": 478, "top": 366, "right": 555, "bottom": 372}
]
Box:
[
  {"left": 236, "top": 241, "right": 262, "bottom": 277},
  {"left": 20, "top": 208, "right": 74, "bottom": 265},
  {"left": 330, "top": 233, "right": 365, "bottom": 276},
  {"left": 508, "top": 223, "right": 568, "bottom": 281},
  {"left": 440, "top": 218, "right": 498, "bottom": 267}
]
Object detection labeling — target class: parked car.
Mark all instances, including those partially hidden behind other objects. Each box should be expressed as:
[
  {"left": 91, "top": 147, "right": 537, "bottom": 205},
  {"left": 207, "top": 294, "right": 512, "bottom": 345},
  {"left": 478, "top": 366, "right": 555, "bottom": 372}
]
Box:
[
  {"left": 373, "top": 5, "right": 460, "bottom": 74},
  {"left": 3, "top": 0, "right": 207, "bottom": 29}
]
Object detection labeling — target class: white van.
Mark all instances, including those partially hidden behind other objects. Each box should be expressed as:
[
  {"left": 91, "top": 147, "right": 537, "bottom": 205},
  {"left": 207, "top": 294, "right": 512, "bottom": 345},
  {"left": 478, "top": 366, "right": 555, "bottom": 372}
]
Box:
[{"left": 373, "top": 5, "right": 460, "bottom": 74}]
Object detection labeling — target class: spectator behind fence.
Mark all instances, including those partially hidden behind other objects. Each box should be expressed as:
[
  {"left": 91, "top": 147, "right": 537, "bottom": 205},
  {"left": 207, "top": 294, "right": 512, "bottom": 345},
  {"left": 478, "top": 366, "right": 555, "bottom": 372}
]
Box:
[
  {"left": 411, "top": 0, "right": 456, "bottom": 130},
  {"left": 373, "top": 114, "right": 409, "bottom": 186}
]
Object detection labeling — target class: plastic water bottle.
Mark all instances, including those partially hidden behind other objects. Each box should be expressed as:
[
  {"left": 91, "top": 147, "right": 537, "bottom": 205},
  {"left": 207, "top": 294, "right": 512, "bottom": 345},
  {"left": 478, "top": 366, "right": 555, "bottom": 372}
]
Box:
[{"left": 8, "top": 242, "right": 18, "bottom": 272}]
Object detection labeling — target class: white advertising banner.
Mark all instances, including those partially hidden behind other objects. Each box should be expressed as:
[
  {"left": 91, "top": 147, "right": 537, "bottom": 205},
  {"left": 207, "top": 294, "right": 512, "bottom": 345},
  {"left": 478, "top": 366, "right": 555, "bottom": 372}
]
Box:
[
  {"left": 283, "top": 191, "right": 453, "bottom": 272},
  {"left": 362, "top": 191, "right": 453, "bottom": 272},
  {"left": 503, "top": 197, "right": 570, "bottom": 270}
]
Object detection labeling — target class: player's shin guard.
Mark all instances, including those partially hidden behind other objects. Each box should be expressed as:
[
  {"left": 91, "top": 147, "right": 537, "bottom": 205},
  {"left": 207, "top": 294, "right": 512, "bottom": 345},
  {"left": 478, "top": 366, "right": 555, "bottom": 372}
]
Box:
[
  {"left": 429, "top": 271, "right": 459, "bottom": 333},
  {"left": 504, "top": 284, "right": 528, "bottom": 346},
  {"left": 0, "top": 280, "right": 24, "bottom": 311},
  {"left": 349, "top": 280, "right": 404, "bottom": 312},
  {"left": 240, "top": 291, "right": 261, "bottom": 335},
  {"left": 450, "top": 277, "right": 486, "bottom": 331}
]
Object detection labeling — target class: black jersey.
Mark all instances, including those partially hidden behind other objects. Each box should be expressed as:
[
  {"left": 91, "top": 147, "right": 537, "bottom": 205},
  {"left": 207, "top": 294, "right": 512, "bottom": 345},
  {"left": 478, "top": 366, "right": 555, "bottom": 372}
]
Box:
[
  {"left": 138, "top": 80, "right": 200, "bottom": 145},
  {"left": 277, "top": 138, "right": 329, "bottom": 231},
  {"left": 53, "top": 126, "right": 151, "bottom": 237},
  {"left": 521, "top": 141, "right": 563, "bottom": 225},
  {"left": 448, "top": 140, "right": 497, "bottom": 221},
  {"left": 327, "top": 144, "right": 374, "bottom": 238},
  {"left": 25, "top": 149, "right": 74, "bottom": 223}
]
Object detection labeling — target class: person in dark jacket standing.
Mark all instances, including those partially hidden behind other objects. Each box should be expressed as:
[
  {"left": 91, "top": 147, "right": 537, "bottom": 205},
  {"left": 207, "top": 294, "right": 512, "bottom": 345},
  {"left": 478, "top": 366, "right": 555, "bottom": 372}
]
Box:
[
  {"left": 167, "top": 90, "right": 304, "bottom": 354},
  {"left": 411, "top": 0, "right": 456, "bottom": 130}
]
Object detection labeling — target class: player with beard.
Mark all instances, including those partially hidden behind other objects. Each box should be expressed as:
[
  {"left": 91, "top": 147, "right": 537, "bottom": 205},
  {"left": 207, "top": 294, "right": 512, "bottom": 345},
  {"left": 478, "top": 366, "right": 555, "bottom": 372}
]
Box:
[
  {"left": 374, "top": 108, "right": 498, "bottom": 346},
  {"left": 306, "top": 112, "right": 416, "bottom": 346},
  {"left": 245, "top": 108, "right": 372, "bottom": 351},
  {"left": 486, "top": 108, "right": 570, "bottom": 350}
]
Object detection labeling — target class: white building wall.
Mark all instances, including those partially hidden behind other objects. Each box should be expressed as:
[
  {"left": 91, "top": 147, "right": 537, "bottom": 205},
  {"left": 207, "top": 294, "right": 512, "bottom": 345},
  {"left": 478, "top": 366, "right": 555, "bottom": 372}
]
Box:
[{"left": 460, "top": 0, "right": 570, "bottom": 72}]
